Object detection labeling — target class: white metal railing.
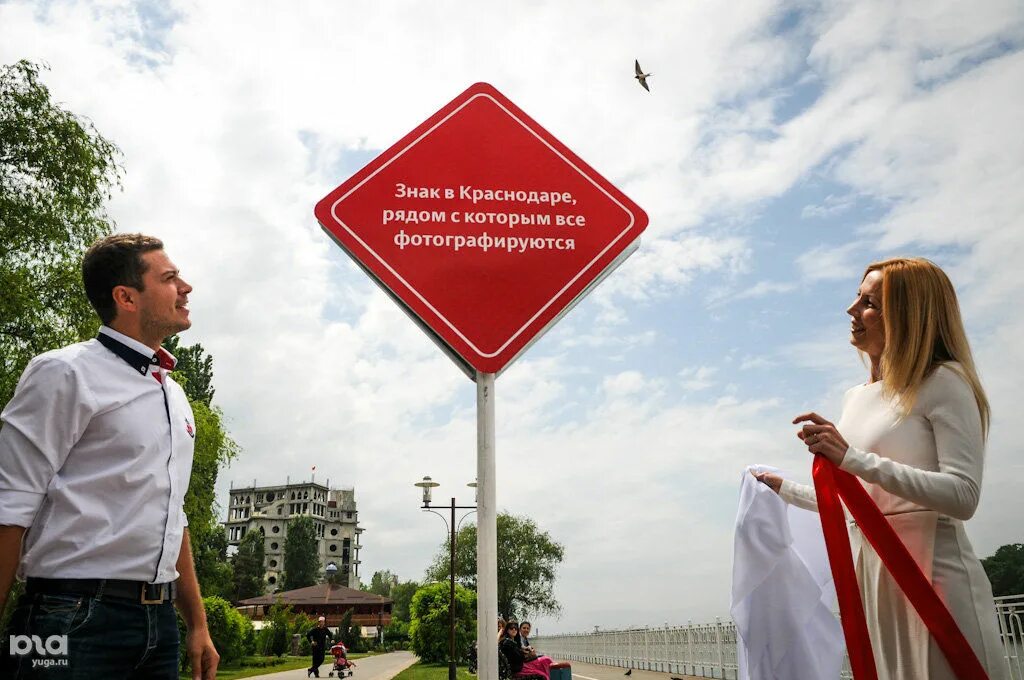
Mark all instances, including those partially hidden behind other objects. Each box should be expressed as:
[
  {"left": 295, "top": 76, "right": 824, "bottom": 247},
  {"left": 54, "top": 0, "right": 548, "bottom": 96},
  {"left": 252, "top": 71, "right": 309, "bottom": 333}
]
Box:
[
  {"left": 535, "top": 593, "right": 1024, "bottom": 680},
  {"left": 997, "top": 594, "right": 1024, "bottom": 679}
]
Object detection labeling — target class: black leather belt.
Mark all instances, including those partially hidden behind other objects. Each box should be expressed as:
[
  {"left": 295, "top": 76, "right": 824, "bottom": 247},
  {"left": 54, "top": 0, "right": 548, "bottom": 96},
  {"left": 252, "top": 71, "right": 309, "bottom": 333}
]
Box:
[{"left": 26, "top": 578, "right": 178, "bottom": 605}]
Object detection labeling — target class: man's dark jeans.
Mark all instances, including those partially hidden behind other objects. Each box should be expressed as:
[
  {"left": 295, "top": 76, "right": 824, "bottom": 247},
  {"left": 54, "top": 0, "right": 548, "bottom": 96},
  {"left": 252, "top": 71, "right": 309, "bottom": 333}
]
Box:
[{"left": 2, "top": 591, "right": 179, "bottom": 679}]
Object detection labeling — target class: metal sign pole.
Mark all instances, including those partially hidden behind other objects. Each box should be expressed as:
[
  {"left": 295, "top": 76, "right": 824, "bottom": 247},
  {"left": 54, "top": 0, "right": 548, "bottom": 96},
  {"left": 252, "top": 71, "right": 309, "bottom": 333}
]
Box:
[{"left": 476, "top": 372, "right": 498, "bottom": 680}]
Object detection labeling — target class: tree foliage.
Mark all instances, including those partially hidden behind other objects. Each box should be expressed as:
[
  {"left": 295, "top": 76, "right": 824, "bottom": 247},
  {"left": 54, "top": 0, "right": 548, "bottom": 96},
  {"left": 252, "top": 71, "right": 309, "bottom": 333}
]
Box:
[
  {"left": 1, "top": 60, "right": 121, "bottom": 407},
  {"left": 409, "top": 582, "right": 476, "bottom": 663},
  {"left": 363, "top": 569, "right": 397, "bottom": 597},
  {"left": 168, "top": 337, "right": 239, "bottom": 599},
  {"left": 427, "top": 512, "right": 565, "bottom": 620},
  {"left": 982, "top": 543, "right": 1024, "bottom": 597},
  {"left": 163, "top": 334, "right": 215, "bottom": 406},
  {"left": 337, "top": 607, "right": 359, "bottom": 649},
  {"left": 185, "top": 396, "right": 239, "bottom": 598},
  {"left": 232, "top": 530, "right": 267, "bottom": 601},
  {"left": 390, "top": 580, "right": 420, "bottom": 623},
  {"left": 259, "top": 600, "right": 293, "bottom": 657},
  {"left": 284, "top": 515, "right": 320, "bottom": 591},
  {"left": 199, "top": 596, "right": 254, "bottom": 665}
]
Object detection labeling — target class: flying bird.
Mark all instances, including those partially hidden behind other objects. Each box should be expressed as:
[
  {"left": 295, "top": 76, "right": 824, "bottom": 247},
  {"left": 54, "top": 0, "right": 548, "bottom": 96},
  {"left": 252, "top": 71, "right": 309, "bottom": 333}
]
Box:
[
  {"left": 624, "top": 670, "right": 632, "bottom": 677},
  {"left": 634, "top": 59, "right": 652, "bottom": 92}
]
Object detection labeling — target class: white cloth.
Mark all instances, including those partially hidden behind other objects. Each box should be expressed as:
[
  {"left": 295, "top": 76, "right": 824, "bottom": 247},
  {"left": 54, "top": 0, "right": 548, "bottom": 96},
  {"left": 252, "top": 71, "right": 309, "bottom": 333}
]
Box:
[
  {"left": 0, "top": 326, "right": 195, "bottom": 583},
  {"left": 732, "top": 465, "right": 845, "bottom": 680},
  {"left": 778, "top": 364, "right": 1007, "bottom": 679}
]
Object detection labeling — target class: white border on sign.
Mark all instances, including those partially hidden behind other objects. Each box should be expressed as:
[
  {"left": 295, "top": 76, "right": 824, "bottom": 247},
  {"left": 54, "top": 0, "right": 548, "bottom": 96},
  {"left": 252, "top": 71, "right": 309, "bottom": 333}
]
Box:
[{"left": 329, "top": 93, "right": 637, "bottom": 359}]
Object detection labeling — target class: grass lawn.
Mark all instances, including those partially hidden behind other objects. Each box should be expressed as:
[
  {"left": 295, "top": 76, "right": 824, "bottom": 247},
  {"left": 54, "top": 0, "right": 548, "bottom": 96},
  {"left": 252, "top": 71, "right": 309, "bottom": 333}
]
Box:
[
  {"left": 178, "top": 652, "right": 376, "bottom": 679},
  {"left": 392, "top": 661, "right": 477, "bottom": 680}
]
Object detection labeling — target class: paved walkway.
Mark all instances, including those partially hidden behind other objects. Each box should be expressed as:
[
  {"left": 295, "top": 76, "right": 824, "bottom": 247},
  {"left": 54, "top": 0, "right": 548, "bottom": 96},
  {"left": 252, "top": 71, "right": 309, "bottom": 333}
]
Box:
[
  {"left": 563, "top": 661, "right": 702, "bottom": 680},
  {"left": 242, "top": 650, "right": 417, "bottom": 680}
]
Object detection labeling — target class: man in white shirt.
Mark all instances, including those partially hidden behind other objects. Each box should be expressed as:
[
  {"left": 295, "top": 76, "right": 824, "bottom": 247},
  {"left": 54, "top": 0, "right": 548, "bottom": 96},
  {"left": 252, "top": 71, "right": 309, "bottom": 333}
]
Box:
[{"left": 0, "top": 234, "right": 219, "bottom": 679}]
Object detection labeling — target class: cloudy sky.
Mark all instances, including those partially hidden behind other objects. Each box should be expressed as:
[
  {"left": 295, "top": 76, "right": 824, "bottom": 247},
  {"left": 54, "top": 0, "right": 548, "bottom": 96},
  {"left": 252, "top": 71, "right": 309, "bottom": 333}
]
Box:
[{"left": 3, "top": 0, "right": 1023, "bottom": 634}]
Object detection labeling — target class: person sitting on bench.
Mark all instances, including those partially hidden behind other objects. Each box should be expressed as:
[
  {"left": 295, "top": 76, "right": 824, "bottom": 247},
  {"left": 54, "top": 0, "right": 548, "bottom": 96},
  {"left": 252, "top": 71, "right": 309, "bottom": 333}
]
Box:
[{"left": 500, "top": 620, "right": 553, "bottom": 680}]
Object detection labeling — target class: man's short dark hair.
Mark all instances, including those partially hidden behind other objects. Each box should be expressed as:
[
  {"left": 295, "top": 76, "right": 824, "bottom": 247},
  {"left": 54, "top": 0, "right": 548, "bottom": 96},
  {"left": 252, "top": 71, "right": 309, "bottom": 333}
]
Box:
[{"left": 82, "top": 233, "right": 164, "bottom": 324}]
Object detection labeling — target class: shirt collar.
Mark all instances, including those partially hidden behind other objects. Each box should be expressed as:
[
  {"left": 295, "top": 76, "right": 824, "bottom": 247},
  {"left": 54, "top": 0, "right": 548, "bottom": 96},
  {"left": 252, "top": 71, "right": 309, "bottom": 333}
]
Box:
[{"left": 97, "top": 326, "right": 177, "bottom": 376}]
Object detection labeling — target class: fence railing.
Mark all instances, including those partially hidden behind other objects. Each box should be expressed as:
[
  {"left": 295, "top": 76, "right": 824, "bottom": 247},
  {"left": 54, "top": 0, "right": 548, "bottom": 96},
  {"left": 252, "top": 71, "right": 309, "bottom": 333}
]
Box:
[{"left": 534, "top": 593, "right": 1023, "bottom": 680}]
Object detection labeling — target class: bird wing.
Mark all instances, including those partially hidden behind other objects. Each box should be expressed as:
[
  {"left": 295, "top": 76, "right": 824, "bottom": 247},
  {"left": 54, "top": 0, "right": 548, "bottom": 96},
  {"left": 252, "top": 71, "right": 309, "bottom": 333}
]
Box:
[
  {"left": 635, "top": 59, "right": 643, "bottom": 76},
  {"left": 639, "top": 76, "right": 650, "bottom": 92}
]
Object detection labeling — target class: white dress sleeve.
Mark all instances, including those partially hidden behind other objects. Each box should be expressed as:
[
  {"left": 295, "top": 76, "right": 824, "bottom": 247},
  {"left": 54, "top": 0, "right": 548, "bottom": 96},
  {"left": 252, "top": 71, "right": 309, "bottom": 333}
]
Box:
[
  {"left": 779, "top": 479, "right": 818, "bottom": 513},
  {"left": 838, "top": 365, "right": 984, "bottom": 521}
]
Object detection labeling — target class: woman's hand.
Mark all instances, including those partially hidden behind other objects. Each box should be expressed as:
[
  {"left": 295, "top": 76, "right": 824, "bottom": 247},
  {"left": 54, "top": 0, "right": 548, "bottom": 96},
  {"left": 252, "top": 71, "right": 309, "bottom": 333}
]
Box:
[
  {"left": 751, "top": 469, "right": 783, "bottom": 494},
  {"left": 793, "top": 412, "right": 849, "bottom": 466}
]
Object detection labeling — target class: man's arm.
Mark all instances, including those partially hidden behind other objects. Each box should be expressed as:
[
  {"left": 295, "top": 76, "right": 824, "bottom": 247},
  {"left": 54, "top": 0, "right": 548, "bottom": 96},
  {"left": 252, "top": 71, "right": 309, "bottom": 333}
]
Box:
[
  {"left": 175, "top": 528, "right": 219, "bottom": 680},
  {"left": 0, "top": 525, "right": 26, "bottom": 613}
]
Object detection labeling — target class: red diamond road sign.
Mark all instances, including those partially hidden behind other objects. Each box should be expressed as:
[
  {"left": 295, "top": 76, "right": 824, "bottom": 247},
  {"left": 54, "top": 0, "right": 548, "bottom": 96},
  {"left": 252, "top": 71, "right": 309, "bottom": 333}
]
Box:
[{"left": 315, "top": 82, "right": 648, "bottom": 377}]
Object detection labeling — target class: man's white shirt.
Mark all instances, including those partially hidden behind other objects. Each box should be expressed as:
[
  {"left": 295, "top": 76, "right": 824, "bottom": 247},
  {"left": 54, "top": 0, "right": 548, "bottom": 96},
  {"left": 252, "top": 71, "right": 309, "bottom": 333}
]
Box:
[{"left": 0, "top": 326, "right": 195, "bottom": 583}]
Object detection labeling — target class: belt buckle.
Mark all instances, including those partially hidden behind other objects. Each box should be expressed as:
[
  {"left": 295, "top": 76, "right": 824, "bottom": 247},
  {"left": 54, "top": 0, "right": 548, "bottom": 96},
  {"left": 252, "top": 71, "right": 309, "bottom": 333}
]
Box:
[{"left": 141, "top": 583, "right": 166, "bottom": 605}]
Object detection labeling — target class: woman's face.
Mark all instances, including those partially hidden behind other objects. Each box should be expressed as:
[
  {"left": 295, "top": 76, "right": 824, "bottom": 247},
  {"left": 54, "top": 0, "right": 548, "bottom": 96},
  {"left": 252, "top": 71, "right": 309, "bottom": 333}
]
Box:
[
  {"left": 505, "top": 624, "right": 518, "bottom": 638},
  {"left": 520, "top": 623, "right": 531, "bottom": 638},
  {"left": 847, "top": 270, "right": 885, "bottom": 359}
]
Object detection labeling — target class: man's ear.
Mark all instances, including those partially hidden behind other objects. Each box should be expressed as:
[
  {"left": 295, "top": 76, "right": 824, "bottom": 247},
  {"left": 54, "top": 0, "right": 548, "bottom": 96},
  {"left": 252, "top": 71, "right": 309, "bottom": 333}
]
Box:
[{"left": 112, "top": 285, "right": 139, "bottom": 314}]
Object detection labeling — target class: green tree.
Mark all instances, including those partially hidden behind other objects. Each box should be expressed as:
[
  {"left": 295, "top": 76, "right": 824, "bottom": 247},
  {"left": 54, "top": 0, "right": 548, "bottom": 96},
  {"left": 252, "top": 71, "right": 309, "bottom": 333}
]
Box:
[
  {"left": 260, "top": 599, "right": 293, "bottom": 657},
  {"left": 363, "top": 569, "right": 397, "bottom": 597},
  {"left": 426, "top": 512, "right": 565, "bottom": 621},
  {"left": 289, "top": 611, "right": 316, "bottom": 656},
  {"left": 982, "top": 543, "right": 1024, "bottom": 597},
  {"left": 160, "top": 337, "right": 239, "bottom": 598},
  {"left": 1, "top": 60, "right": 121, "bottom": 408},
  {"left": 163, "top": 334, "right": 215, "bottom": 406},
  {"left": 200, "top": 596, "right": 253, "bottom": 665},
  {"left": 409, "top": 582, "right": 476, "bottom": 663},
  {"left": 336, "top": 607, "right": 364, "bottom": 651},
  {"left": 390, "top": 580, "right": 420, "bottom": 623},
  {"left": 232, "top": 530, "right": 266, "bottom": 601},
  {"left": 185, "top": 396, "right": 239, "bottom": 598},
  {"left": 283, "top": 515, "right": 319, "bottom": 591}
]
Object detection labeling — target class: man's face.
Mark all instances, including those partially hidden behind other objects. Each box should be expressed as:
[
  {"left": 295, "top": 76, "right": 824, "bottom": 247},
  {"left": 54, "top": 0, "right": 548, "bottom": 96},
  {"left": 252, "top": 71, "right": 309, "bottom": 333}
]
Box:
[{"left": 137, "top": 249, "right": 192, "bottom": 338}]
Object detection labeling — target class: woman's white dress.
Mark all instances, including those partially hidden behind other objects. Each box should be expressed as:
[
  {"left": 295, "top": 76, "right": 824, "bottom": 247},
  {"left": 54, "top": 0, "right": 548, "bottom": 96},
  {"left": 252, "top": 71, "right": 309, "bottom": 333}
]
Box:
[{"left": 779, "top": 363, "right": 1007, "bottom": 679}]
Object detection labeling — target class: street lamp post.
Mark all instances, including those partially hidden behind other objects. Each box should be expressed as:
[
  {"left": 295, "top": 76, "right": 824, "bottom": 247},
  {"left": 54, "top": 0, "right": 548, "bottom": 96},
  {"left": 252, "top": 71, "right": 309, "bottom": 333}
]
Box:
[{"left": 415, "top": 476, "right": 477, "bottom": 680}]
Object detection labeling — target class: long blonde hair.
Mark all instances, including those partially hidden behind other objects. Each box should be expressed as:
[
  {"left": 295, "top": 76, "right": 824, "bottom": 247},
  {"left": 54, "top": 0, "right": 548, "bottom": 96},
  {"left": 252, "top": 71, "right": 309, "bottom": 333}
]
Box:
[{"left": 865, "top": 257, "right": 990, "bottom": 438}]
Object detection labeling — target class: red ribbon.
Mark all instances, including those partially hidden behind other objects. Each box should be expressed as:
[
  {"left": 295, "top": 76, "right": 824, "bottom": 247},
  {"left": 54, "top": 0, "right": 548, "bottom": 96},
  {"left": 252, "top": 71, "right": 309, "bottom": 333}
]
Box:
[{"left": 812, "top": 456, "right": 988, "bottom": 680}]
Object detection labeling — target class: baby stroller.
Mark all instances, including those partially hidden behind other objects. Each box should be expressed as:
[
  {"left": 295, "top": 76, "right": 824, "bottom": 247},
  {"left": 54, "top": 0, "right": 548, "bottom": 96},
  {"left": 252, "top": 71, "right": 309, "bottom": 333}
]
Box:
[{"left": 328, "top": 642, "right": 355, "bottom": 678}]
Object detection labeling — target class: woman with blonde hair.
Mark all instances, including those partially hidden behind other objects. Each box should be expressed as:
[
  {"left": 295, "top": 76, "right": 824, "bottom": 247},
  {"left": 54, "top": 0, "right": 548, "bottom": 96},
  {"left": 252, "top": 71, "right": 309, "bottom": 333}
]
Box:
[{"left": 757, "top": 257, "right": 1006, "bottom": 679}]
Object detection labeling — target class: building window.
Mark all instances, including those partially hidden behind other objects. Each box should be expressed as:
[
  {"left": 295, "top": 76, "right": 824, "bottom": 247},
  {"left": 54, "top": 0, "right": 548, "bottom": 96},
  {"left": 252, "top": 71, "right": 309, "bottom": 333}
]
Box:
[
  {"left": 266, "top": 491, "right": 274, "bottom": 502},
  {"left": 270, "top": 542, "right": 278, "bottom": 550},
  {"left": 330, "top": 529, "right": 338, "bottom": 536},
  {"left": 272, "top": 526, "right": 280, "bottom": 534},
  {"left": 277, "top": 507, "right": 283, "bottom": 515},
  {"left": 347, "top": 512, "right": 353, "bottom": 519},
  {"left": 269, "top": 559, "right": 277, "bottom": 568},
  {"left": 329, "top": 545, "right": 336, "bottom": 552},
  {"left": 259, "top": 527, "right": 265, "bottom": 536},
  {"left": 268, "top": 576, "right": 276, "bottom": 585}
]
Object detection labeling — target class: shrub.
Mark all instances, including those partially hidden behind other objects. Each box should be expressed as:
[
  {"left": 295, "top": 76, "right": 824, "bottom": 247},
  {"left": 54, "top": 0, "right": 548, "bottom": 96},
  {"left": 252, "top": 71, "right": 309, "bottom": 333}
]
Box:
[
  {"left": 177, "top": 596, "right": 255, "bottom": 671},
  {"left": 409, "top": 582, "right": 476, "bottom": 663}
]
